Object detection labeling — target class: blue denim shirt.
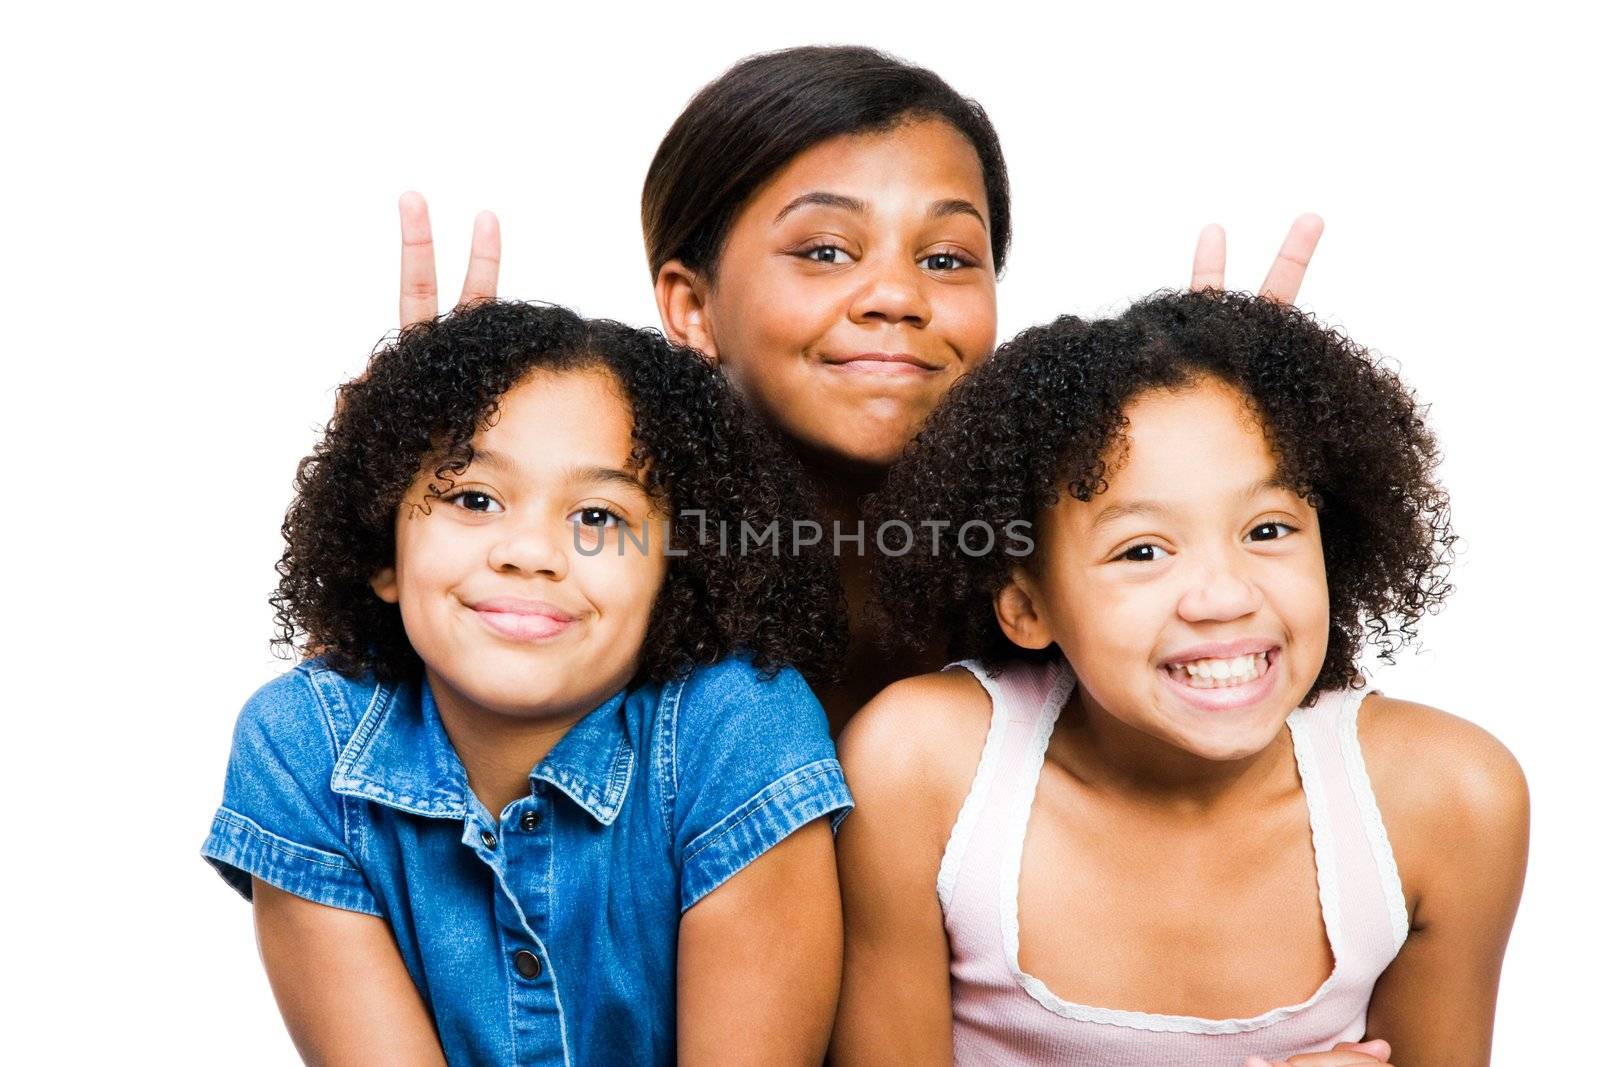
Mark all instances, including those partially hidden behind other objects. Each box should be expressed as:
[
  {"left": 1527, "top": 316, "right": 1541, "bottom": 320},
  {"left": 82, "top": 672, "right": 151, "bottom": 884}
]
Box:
[{"left": 202, "top": 653, "right": 851, "bottom": 1066}]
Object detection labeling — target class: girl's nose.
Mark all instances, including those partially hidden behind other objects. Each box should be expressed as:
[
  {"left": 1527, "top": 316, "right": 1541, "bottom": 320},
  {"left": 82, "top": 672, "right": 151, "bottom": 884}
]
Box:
[
  {"left": 487, "top": 520, "right": 569, "bottom": 580},
  {"left": 1176, "top": 560, "right": 1262, "bottom": 623},
  {"left": 847, "top": 254, "right": 932, "bottom": 328}
]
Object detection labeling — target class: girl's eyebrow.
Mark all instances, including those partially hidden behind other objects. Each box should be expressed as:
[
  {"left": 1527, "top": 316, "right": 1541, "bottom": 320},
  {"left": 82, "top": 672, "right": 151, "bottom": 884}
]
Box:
[
  {"left": 772, "top": 192, "right": 986, "bottom": 229},
  {"left": 468, "top": 450, "right": 649, "bottom": 496},
  {"left": 928, "top": 197, "right": 987, "bottom": 228},
  {"left": 568, "top": 465, "right": 651, "bottom": 497},
  {"left": 773, "top": 191, "right": 865, "bottom": 224},
  {"left": 1089, "top": 499, "right": 1177, "bottom": 531},
  {"left": 1088, "top": 479, "right": 1299, "bottom": 530}
]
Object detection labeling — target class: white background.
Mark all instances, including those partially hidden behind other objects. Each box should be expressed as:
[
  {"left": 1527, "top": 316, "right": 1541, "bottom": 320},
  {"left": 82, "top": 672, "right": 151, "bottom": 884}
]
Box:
[{"left": 3, "top": 1, "right": 1595, "bottom": 1061}]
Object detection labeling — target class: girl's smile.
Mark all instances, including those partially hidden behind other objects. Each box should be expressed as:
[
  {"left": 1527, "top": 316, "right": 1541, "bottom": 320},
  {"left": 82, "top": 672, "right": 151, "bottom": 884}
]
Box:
[
  {"left": 1157, "top": 642, "right": 1281, "bottom": 712},
  {"left": 468, "top": 596, "right": 580, "bottom": 641}
]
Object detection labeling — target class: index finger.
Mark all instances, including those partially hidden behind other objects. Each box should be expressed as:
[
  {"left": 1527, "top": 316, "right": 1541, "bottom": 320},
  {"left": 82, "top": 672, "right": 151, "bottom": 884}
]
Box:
[
  {"left": 1258, "top": 213, "right": 1325, "bottom": 304},
  {"left": 399, "top": 191, "right": 440, "bottom": 328},
  {"left": 455, "top": 210, "right": 501, "bottom": 311}
]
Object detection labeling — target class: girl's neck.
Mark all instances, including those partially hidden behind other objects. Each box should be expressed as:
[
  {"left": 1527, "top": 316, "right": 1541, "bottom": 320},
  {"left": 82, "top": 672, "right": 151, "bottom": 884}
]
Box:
[
  {"left": 787, "top": 437, "right": 887, "bottom": 525},
  {"left": 1052, "top": 688, "right": 1301, "bottom": 815},
  {"left": 791, "top": 445, "right": 949, "bottom": 731},
  {"left": 426, "top": 670, "right": 592, "bottom": 820}
]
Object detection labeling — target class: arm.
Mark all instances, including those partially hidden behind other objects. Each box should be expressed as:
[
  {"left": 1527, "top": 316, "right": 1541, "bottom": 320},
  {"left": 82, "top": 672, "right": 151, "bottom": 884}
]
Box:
[
  {"left": 1361, "top": 699, "right": 1531, "bottom": 1065},
  {"left": 830, "top": 675, "right": 984, "bottom": 1066},
  {"left": 204, "top": 674, "right": 440, "bottom": 1063},
  {"left": 669, "top": 661, "right": 854, "bottom": 1066},
  {"left": 253, "top": 879, "right": 447, "bottom": 1067},
  {"left": 677, "top": 819, "right": 842, "bottom": 1065}
]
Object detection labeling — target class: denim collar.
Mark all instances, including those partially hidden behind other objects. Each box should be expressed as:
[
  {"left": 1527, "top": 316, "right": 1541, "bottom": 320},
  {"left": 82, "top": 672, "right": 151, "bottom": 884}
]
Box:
[{"left": 330, "top": 674, "right": 636, "bottom": 826}]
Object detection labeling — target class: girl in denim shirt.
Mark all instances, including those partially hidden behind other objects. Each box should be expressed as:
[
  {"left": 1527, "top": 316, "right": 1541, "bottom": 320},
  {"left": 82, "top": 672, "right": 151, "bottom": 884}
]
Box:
[{"left": 203, "top": 301, "right": 853, "bottom": 1065}]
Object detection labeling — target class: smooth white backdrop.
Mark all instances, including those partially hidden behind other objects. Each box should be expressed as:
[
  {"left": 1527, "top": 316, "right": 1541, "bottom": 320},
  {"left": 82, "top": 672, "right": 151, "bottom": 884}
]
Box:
[{"left": 4, "top": 1, "right": 1594, "bottom": 1061}]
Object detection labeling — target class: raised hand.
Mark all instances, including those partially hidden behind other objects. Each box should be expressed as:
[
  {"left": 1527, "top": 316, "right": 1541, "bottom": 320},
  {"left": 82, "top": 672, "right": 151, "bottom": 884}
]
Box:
[
  {"left": 1191, "top": 213, "right": 1325, "bottom": 304},
  {"left": 399, "top": 191, "right": 500, "bottom": 328},
  {"left": 1243, "top": 1037, "right": 1393, "bottom": 1067}
]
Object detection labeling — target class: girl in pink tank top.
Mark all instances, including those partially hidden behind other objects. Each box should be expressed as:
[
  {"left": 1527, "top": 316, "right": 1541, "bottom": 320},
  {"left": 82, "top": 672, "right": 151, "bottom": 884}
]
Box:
[{"left": 832, "top": 292, "right": 1527, "bottom": 1067}]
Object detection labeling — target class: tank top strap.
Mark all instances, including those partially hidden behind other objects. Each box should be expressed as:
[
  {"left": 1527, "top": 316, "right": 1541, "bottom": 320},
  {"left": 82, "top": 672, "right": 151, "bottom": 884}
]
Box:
[
  {"left": 1285, "top": 687, "right": 1410, "bottom": 971},
  {"left": 937, "top": 657, "right": 1075, "bottom": 968}
]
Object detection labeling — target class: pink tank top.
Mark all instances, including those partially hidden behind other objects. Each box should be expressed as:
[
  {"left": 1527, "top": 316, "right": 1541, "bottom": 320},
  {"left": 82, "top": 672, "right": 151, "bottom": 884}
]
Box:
[{"left": 940, "top": 657, "right": 1409, "bottom": 1066}]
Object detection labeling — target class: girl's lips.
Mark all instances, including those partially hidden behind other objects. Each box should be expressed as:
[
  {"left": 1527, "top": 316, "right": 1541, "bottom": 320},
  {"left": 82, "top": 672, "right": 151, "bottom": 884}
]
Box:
[
  {"left": 821, "top": 360, "right": 937, "bottom": 377},
  {"left": 819, "top": 352, "right": 943, "bottom": 378},
  {"left": 470, "top": 600, "right": 577, "bottom": 642},
  {"left": 1157, "top": 649, "right": 1281, "bottom": 713}
]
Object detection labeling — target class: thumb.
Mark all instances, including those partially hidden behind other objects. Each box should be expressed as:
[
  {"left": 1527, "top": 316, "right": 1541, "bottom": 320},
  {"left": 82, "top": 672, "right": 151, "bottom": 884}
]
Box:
[{"left": 1332, "top": 1039, "right": 1391, "bottom": 1059}]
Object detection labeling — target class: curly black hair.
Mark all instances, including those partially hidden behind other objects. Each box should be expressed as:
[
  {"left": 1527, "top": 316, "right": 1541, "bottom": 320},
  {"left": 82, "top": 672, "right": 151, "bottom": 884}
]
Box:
[
  {"left": 868, "top": 290, "right": 1455, "bottom": 698},
  {"left": 273, "top": 300, "right": 848, "bottom": 686}
]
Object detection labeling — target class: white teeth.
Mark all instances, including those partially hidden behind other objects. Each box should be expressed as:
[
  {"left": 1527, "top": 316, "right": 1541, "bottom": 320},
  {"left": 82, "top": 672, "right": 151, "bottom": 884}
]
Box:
[{"left": 1169, "top": 652, "right": 1269, "bottom": 689}]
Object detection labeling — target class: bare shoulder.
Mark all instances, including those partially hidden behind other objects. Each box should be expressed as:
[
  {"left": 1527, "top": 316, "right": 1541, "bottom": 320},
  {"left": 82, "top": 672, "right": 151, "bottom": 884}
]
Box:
[
  {"left": 1356, "top": 693, "right": 1530, "bottom": 914},
  {"left": 837, "top": 667, "right": 996, "bottom": 844},
  {"left": 1357, "top": 692, "right": 1528, "bottom": 821}
]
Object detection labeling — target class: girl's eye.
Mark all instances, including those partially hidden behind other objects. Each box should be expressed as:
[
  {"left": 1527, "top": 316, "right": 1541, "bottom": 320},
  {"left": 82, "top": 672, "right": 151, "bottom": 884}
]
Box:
[
  {"left": 918, "top": 251, "right": 972, "bottom": 271},
  {"left": 1247, "top": 522, "right": 1296, "bottom": 542},
  {"left": 1118, "top": 543, "right": 1171, "bottom": 563},
  {"left": 571, "top": 506, "right": 622, "bottom": 528},
  {"left": 446, "top": 490, "right": 502, "bottom": 514},
  {"left": 798, "top": 243, "right": 855, "bottom": 265}
]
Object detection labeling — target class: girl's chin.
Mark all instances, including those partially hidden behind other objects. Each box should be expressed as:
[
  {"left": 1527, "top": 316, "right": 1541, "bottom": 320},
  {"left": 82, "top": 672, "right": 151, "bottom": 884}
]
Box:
[
  {"left": 1170, "top": 727, "right": 1282, "bottom": 763},
  {"left": 1155, "top": 697, "right": 1297, "bottom": 762},
  {"left": 785, "top": 426, "right": 906, "bottom": 473}
]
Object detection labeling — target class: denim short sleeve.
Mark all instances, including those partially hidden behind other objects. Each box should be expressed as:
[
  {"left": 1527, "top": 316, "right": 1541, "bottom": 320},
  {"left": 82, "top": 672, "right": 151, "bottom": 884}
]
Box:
[
  {"left": 670, "top": 657, "right": 852, "bottom": 911},
  {"left": 200, "top": 668, "right": 380, "bottom": 916}
]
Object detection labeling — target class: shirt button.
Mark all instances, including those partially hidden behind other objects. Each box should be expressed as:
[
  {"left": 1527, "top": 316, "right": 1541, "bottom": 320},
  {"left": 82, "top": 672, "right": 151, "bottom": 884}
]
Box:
[
  {"left": 513, "top": 950, "right": 542, "bottom": 979},
  {"left": 520, "top": 811, "right": 541, "bottom": 831},
  {"left": 480, "top": 830, "right": 497, "bottom": 849}
]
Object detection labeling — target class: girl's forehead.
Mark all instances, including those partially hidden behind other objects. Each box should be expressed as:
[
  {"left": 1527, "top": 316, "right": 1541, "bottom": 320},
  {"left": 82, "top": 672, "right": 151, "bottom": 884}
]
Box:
[
  {"left": 747, "top": 118, "right": 989, "bottom": 225},
  {"left": 477, "top": 367, "right": 638, "bottom": 471},
  {"left": 1096, "top": 382, "right": 1280, "bottom": 501}
]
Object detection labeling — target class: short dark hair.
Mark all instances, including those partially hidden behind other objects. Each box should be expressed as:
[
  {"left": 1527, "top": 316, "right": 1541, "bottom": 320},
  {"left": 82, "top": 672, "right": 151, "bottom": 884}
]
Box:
[
  {"left": 273, "top": 301, "right": 848, "bottom": 685},
  {"left": 642, "top": 45, "right": 1011, "bottom": 283},
  {"left": 868, "top": 290, "right": 1456, "bottom": 699}
]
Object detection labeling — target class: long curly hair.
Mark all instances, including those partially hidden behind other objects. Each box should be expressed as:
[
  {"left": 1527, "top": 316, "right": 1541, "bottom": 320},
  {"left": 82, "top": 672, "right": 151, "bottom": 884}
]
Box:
[
  {"left": 868, "top": 290, "right": 1455, "bottom": 698},
  {"left": 272, "top": 300, "right": 848, "bottom": 685}
]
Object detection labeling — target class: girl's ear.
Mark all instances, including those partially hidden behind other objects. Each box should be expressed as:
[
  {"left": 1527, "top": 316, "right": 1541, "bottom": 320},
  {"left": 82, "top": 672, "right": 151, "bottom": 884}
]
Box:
[
  {"left": 994, "top": 569, "right": 1054, "bottom": 650},
  {"left": 654, "top": 259, "right": 719, "bottom": 365},
  {"left": 370, "top": 567, "right": 399, "bottom": 604}
]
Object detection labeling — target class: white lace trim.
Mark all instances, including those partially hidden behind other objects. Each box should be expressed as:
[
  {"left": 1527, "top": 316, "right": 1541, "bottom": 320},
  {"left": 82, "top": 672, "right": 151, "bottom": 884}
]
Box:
[
  {"left": 1001, "top": 688, "right": 1346, "bottom": 1035},
  {"left": 1337, "top": 688, "right": 1410, "bottom": 954},
  {"left": 936, "top": 660, "right": 1012, "bottom": 913}
]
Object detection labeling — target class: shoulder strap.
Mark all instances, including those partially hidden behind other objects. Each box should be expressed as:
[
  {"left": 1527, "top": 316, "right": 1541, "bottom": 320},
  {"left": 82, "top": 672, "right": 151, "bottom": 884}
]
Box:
[
  {"left": 1288, "top": 688, "right": 1409, "bottom": 968},
  {"left": 935, "top": 659, "right": 1013, "bottom": 910},
  {"left": 937, "top": 659, "right": 1072, "bottom": 918}
]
